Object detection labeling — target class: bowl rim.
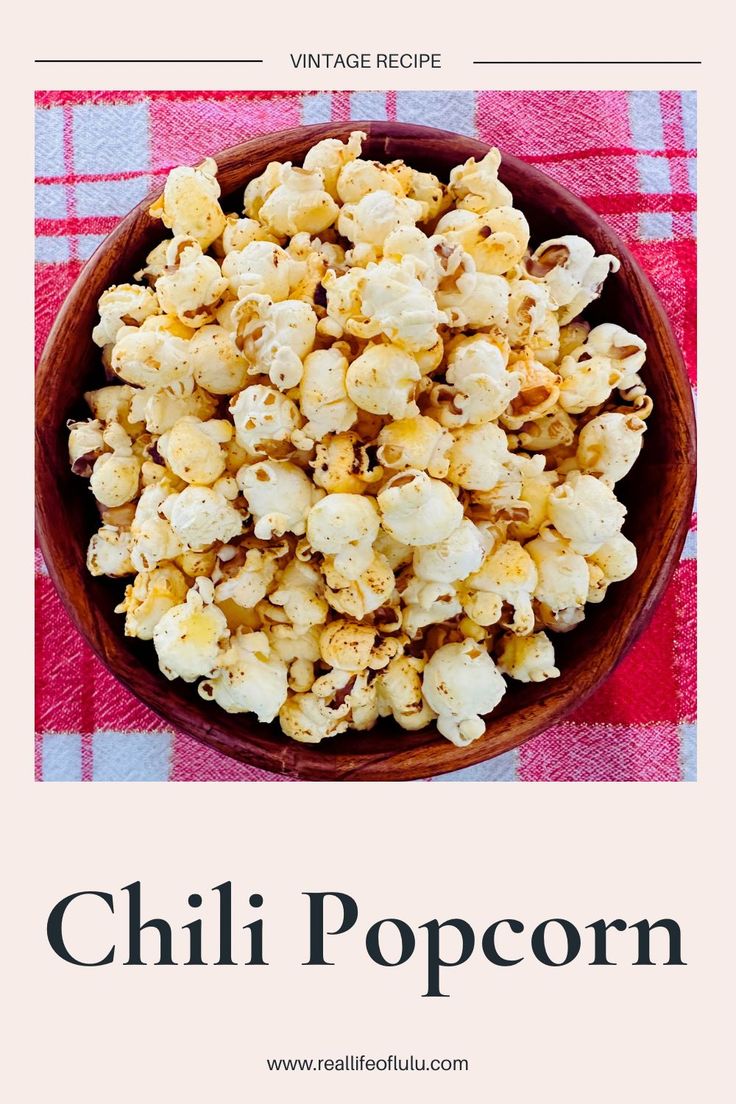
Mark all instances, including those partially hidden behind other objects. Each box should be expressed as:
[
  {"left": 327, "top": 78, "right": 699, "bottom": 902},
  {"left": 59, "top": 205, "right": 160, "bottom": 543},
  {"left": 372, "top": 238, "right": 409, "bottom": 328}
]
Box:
[{"left": 35, "top": 119, "right": 697, "bottom": 781}]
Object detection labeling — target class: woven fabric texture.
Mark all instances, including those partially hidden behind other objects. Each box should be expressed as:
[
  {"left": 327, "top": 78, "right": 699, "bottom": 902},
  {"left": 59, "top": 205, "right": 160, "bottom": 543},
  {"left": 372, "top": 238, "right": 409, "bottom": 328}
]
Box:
[{"left": 35, "top": 89, "right": 697, "bottom": 782}]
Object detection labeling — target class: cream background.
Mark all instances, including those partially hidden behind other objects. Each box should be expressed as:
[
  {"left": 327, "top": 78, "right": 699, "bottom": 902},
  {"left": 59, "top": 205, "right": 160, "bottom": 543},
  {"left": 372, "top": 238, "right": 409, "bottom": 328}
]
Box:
[{"left": 6, "top": 0, "right": 729, "bottom": 1098}]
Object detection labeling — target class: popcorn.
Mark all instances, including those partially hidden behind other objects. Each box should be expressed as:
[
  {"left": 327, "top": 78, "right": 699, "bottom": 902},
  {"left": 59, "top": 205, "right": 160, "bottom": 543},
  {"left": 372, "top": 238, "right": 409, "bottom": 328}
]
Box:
[
  {"left": 526, "top": 529, "right": 590, "bottom": 612},
  {"left": 376, "top": 655, "right": 436, "bottom": 731},
  {"left": 198, "top": 630, "right": 288, "bottom": 720},
  {"left": 158, "top": 416, "right": 232, "bottom": 486},
  {"left": 230, "top": 384, "right": 305, "bottom": 457},
  {"left": 267, "top": 622, "right": 322, "bottom": 692},
  {"left": 311, "top": 431, "right": 381, "bottom": 494},
  {"left": 153, "top": 577, "right": 229, "bottom": 682},
  {"left": 325, "top": 258, "right": 446, "bottom": 352},
  {"left": 377, "top": 471, "right": 464, "bottom": 546},
  {"left": 558, "top": 343, "right": 624, "bottom": 414},
  {"left": 336, "top": 158, "right": 408, "bottom": 204},
  {"left": 502, "top": 350, "right": 560, "bottom": 428},
  {"left": 436, "top": 206, "right": 529, "bottom": 275},
  {"left": 237, "top": 459, "right": 319, "bottom": 539},
  {"left": 279, "top": 690, "right": 351, "bottom": 743},
  {"left": 406, "top": 167, "right": 449, "bottom": 221},
  {"left": 129, "top": 382, "right": 218, "bottom": 435},
  {"left": 86, "top": 525, "right": 135, "bottom": 577},
  {"left": 437, "top": 271, "right": 510, "bottom": 331},
  {"left": 149, "top": 159, "right": 226, "bottom": 249},
  {"left": 303, "top": 131, "right": 365, "bottom": 198},
  {"left": 547, "top": 471, "right": 627, "bottom": 554},
  {"left": 448, "top": 148, "right": 513, "bottom": 213},
  {"left": 188, "top": 325, "right": 249, "bottom": 395},
  {"left": 345, "top": 342, "right": 421, "bottom": 419},
  {"left": 460, "top": 540, "right": 538, "bottom": 634},
  {"left": 400, "top": 575, "right": 463, "bottom": 638},
  {"left": 422, "top": 640, "right": 507, "bottom": 746},
  {"left": 214, "top": 544, "right": 284, "bottom": 609},
  {"left": 512, "top": 407, "right": 576, "bottom": 453},
  {"left": 299, "top": 347, "right": 358, "bottom": 440},
  {"left": 413, "top": 519, "right": 488, "bottom": 585},
  {"left": 234, "top": 295, "right": 317, "bottom": 390},
  {"left": 155, "top": 239, "right": 228, "bottom": 328},
  {"left": 442, "top": 334, "right": 519, "bottom": 426},
  {"left": 243, "top": 161, "right": 285, "bottom": 220},
  {"left": 70, "top": 134, "right": 651, "bottom": 746},
  {"left": 319, "top": 619, "right": 382, "bottom": 673},
  {"left": 322, "top": 552, "right": 395, "bottom": 619},
  {"left": 337, "top": 190, "right": 425, "bottom": 252},
  {"left": 221, "top": 240, "right": 302, "bottom": 300},
  {"left": 218, "top": 215, "right": 278, "bottom": 255},
  {"left": 526, "top": 235, "right": 620, "bottom": 323},
  {"left": 68, "top": 418, "right": 105, "bottom": 476},
  {"left": 506, "top": 456, "right": 558, "bottom": 541},
  {"left": 576, "top": 412, "right": 646, "bottom": 485},
  {"left": 176, "top": 549, "right": 218, "bottom": 578},
  {"left": 496, "top": 631, "right": 560, "bottom": 683},
  {"left": 84, "top": 385, "right": 137, "bottom": 432},
  {"left": 125, "top": 482, "right": 181, "bottom": 572},
  {"left": 111, "top": 315, "right": 193, "bottom": 389},
  {"left": 377, "top": 415, "right": 452, "bottom": 478},
  {"left": 115, "top": 563, "right": 189, "bottom": 639},
  {"left": 505, "top": 279, "right": 558, "bottom": 352},
  {"left": 576, "top": 322, "right": 647, "bottom": 390},
  {"left": 161, "top": 485, "right": 244, "bottom": 550},
  {"left": 446, "top": 422, "right": 511, "bottom": 491},
  {"left": 306, "top": 493, "right": 380, "bottom": 579},
  {"left": 587, "top": 532, "right": 637, "bottom": 586},
  {"left": 269, "top": 559, "right": 329, "bottom": 631},
  {"left": 89, "top": 423, "right": 141, "bottom": 507},
  {"left": 380, "top": 226, "right": 445, "bottom": 290},
  {"left": 258, "top": 165, "right": 339, "bottom": 237},
  {"left": 92, "top": 284, "right": 159, "bottom": 348}
]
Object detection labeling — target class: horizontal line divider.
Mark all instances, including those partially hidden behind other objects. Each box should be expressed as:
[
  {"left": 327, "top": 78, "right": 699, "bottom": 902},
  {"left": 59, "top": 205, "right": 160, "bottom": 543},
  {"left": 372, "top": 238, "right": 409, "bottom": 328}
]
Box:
[
  {"left": 35, "top": 59, "right": 264, "bottom": 63},
  {"left": 473, "top": 60, "right": 702, "bottom": 65}
]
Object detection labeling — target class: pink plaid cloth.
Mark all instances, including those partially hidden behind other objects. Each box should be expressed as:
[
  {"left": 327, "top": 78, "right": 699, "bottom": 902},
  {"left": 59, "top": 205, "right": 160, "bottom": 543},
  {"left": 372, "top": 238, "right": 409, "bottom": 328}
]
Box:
[{"left": 35, "top": 89, "right": 697, "bottom": 782}]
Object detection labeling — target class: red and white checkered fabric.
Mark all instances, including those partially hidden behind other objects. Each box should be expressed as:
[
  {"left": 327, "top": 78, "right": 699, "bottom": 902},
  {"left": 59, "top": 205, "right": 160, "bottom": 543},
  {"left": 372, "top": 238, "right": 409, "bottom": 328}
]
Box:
[{"left": 35, "top": 89, "right": 697, "bottom": 782}]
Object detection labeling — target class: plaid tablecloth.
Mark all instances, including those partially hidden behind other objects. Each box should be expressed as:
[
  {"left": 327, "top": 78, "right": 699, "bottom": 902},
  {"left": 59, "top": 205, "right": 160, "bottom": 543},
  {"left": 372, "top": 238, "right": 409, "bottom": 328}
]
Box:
[{"left": 34, "top": 89, "right": 697, "bottom": 782}]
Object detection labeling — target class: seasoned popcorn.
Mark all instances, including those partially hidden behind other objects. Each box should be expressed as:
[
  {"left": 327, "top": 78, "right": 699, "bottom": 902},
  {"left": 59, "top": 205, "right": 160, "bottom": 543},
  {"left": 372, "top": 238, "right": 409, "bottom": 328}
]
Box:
[
  {"left": 258, "top": 165, "right": 339, "bottom": 237},
  {"left": 547, "top": 471, "right": 627, "bottom": 555},
  {"left": 161, "top": 484, "right": 243, "bottom": 550},
  {"left": 496, "top": 631, "right": 560, "bottom": 683},
  {"left": 153, "top": 577, "right": 229, "bottom": 682},
  {"left": 155, "top": 239, "right": 228, "bottom": 327},
  {"left": 237, "top": 459, "right": 319, "bottom": 539},
  {"left": 115, "top": 563, "right": 189, "bottom": 639},
  {"left": 345, "top": 342, "right": 421, "bottom": 419},
  {"left": 422, "top": 640, "right": 507, "bottom": 746},
  {"left": 71, "top": 133, "right": 651, "bottom": 746},
  {"left": 92, "top": 284, "right": 159, "bottom": 348},
  {"left": 576, "top": 412, "right": 646, "bottom": 486},
  {"left": 86, "top": 524, "right": 134, "bottom": 577},
  {"left": 89, "top": 423, "right": 141, "bottom": 507},
  {"left": 300, "top": 347, "right": 357, "bottom": 440},
  {"left": 148, "top": 158, "right": 226, "bottom": 249},
  {"left": 198, "top": 630, "right": 288, "bottom": 720},
  {"left": 377, "top": 471, "right": 463, "bottom": 547},
  {"left": 158, "top": 416, "right": 232, "bottom": 486},
  {"left": 306, "top": 493, "right": 380, "bottom": 579}
]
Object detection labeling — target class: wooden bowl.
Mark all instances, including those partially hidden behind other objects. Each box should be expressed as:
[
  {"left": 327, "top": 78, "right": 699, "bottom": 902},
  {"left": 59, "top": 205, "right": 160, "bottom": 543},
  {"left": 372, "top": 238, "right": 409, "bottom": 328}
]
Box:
[{"left": 35, "top": 121, "right": 696, "bottom": 781}]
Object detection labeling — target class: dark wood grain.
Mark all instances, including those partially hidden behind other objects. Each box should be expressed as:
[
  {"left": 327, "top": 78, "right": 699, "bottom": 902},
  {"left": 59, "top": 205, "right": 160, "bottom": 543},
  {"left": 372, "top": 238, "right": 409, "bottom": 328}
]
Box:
[{"left": 35, "top": 121, "right": 697, "bottom": 781}]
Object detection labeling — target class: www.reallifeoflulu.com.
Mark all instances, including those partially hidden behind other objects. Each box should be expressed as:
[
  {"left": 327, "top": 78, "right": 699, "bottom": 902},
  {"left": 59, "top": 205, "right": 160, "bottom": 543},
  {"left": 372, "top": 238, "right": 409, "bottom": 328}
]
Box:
[{"left": 266, "top": 1055, "right": 469, "bottom": 1073}]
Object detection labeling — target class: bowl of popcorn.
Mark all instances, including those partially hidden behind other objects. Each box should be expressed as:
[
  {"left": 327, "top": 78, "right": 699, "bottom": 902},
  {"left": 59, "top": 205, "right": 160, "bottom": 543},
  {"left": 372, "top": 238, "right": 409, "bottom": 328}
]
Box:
[{"left": 36, "top": 122, "right": 696, "bottom": 780}]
